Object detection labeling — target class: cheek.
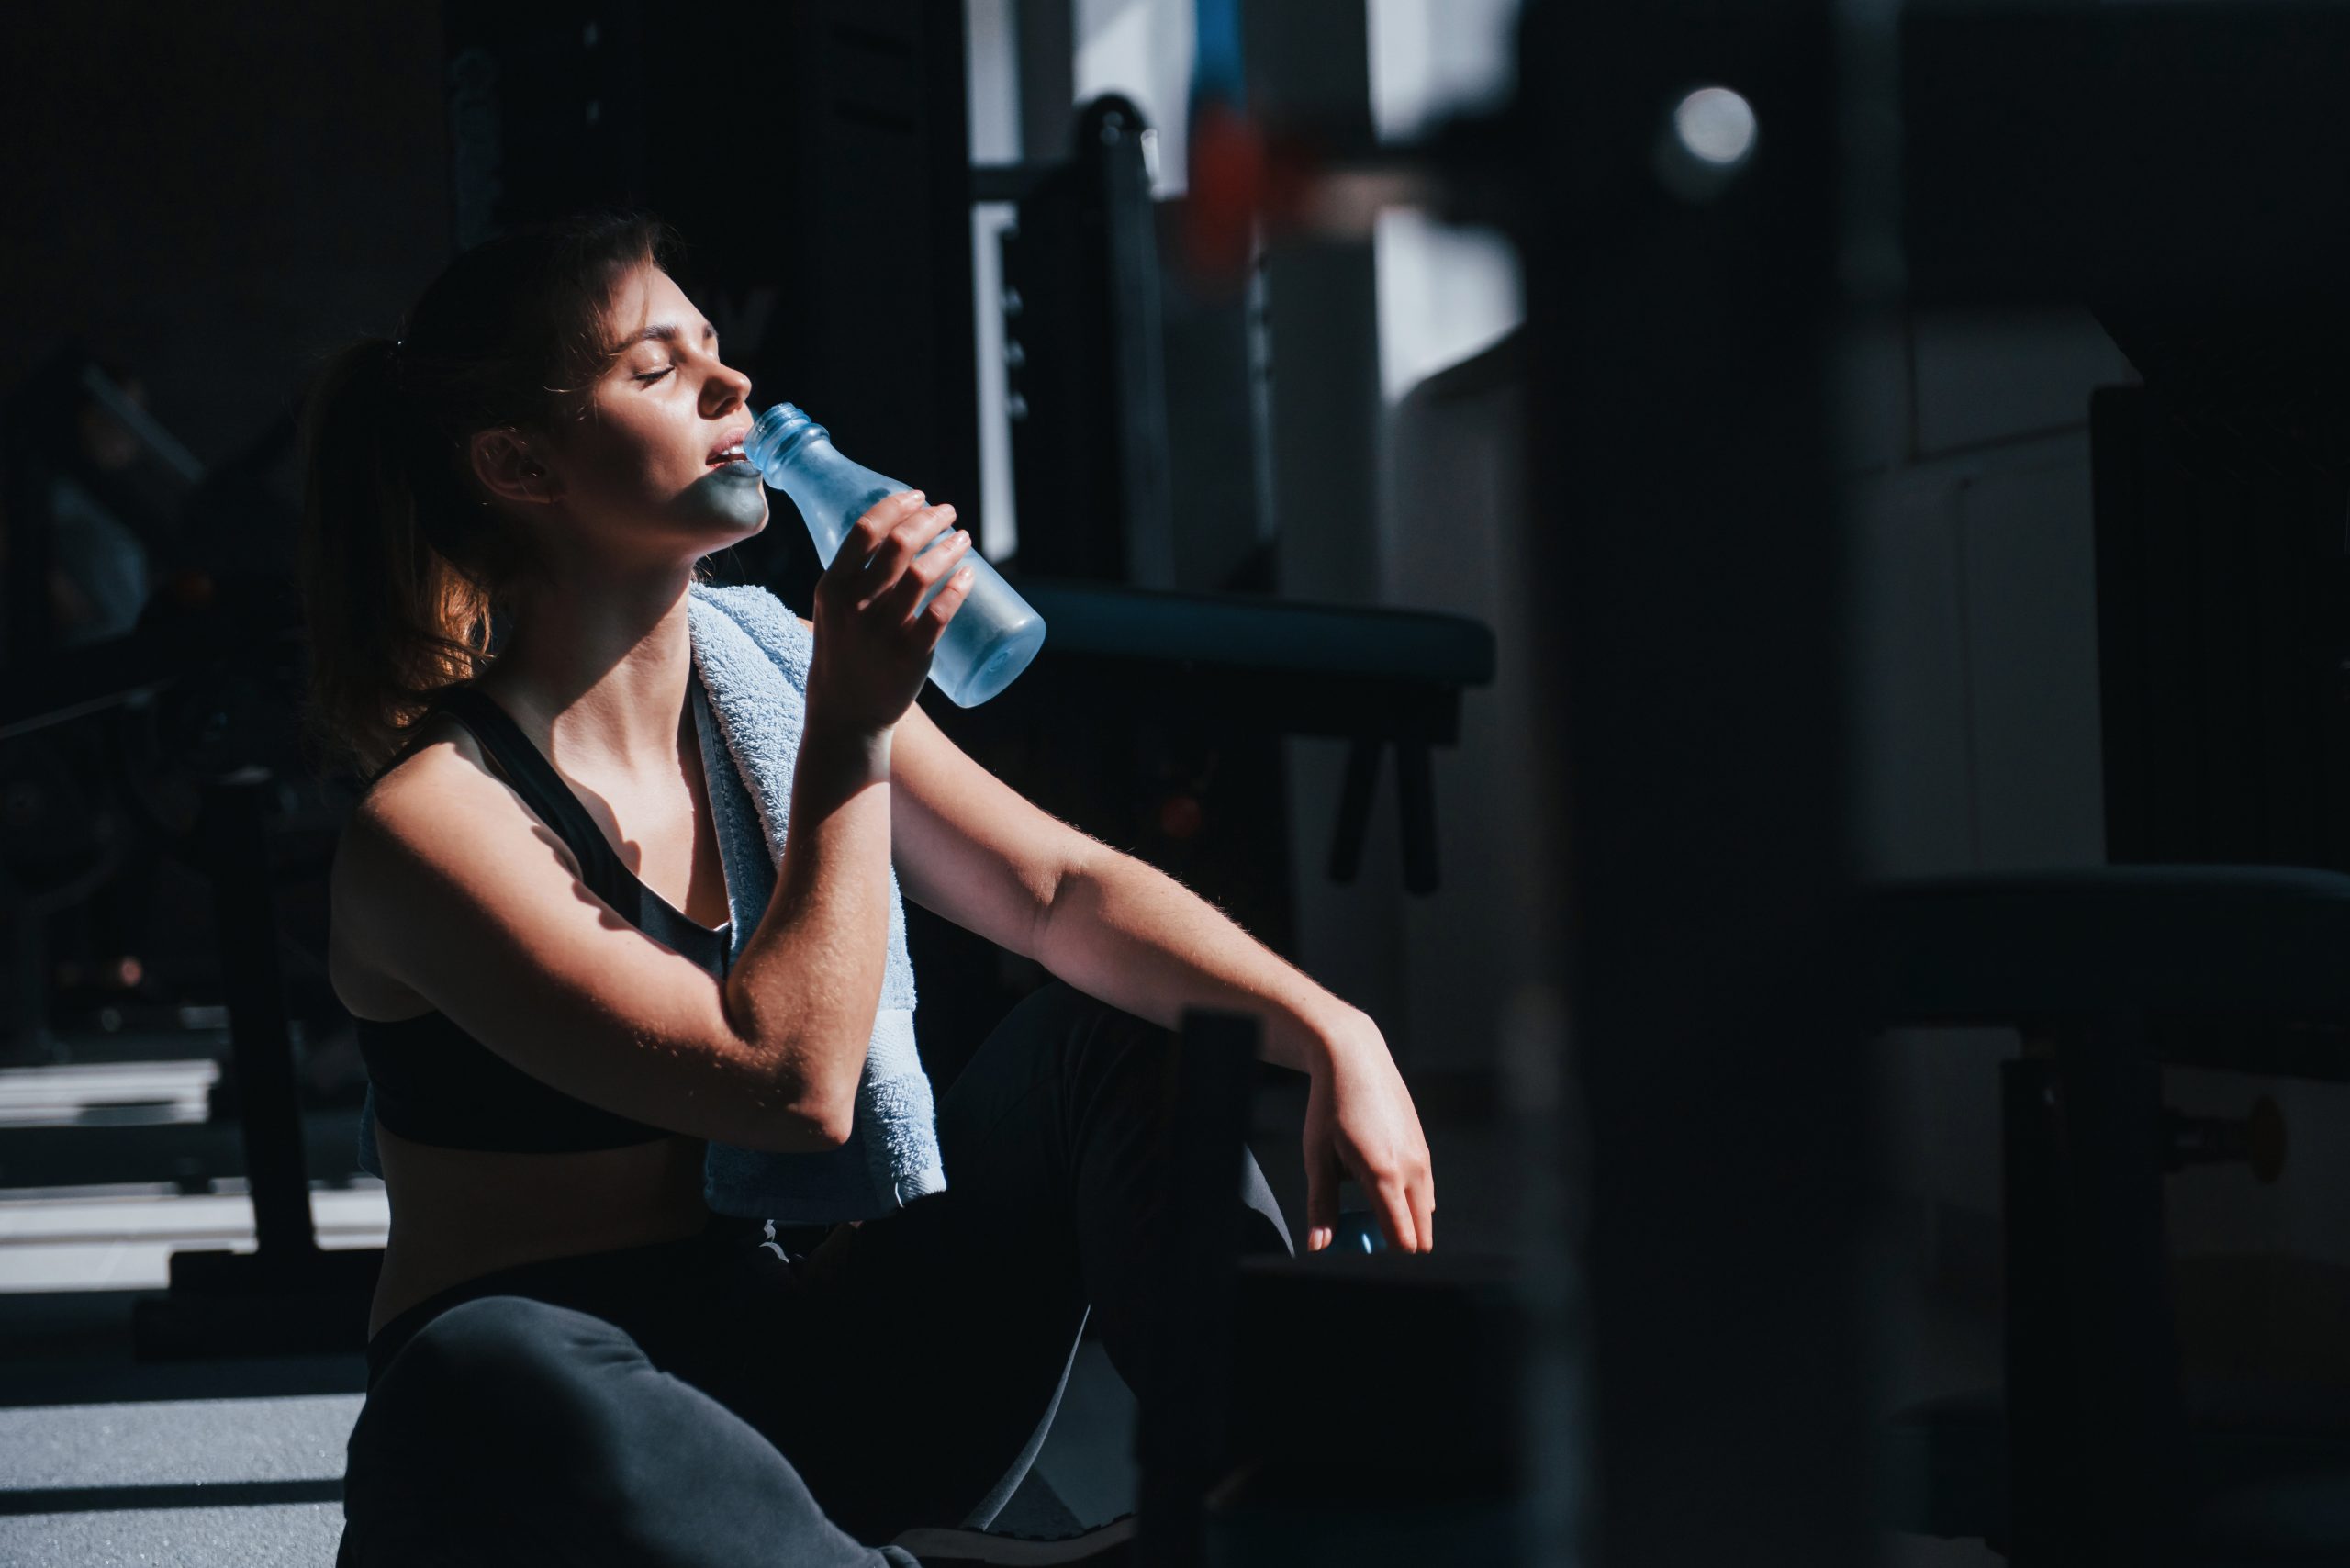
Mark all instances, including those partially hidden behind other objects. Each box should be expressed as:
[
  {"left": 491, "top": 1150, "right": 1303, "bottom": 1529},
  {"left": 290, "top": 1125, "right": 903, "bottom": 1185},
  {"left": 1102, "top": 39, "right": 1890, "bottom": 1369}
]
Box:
[{"left": 576, "top": 405, "right": 688, "bottom": 498}]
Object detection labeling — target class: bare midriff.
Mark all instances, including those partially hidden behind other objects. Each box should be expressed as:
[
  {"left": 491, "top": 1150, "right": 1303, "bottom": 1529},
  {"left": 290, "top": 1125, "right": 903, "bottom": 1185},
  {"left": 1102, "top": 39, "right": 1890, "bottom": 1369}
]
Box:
[{"left": 366, "top": 1119, "right": 714, "bottom": 1341}]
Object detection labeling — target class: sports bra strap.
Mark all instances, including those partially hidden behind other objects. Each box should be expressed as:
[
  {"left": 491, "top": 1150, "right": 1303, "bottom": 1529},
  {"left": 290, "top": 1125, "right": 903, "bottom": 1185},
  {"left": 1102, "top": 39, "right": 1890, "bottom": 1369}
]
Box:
[{"left": 432, "top": 686, "right": 647, "bottom": 925}]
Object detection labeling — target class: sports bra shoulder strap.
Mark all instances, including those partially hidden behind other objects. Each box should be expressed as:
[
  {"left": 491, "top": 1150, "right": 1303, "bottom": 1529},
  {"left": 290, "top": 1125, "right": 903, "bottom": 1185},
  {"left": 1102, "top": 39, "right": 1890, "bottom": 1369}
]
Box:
[{"left": 433, "top": 686, "right": 642, "bottom": 920}]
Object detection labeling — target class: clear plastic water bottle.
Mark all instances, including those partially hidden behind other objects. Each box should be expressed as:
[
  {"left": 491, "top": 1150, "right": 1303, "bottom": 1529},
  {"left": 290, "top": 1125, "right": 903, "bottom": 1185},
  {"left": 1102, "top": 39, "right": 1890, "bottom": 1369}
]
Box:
[{"left": 743, "top": 403, "right": 1046, "bottom": 708}]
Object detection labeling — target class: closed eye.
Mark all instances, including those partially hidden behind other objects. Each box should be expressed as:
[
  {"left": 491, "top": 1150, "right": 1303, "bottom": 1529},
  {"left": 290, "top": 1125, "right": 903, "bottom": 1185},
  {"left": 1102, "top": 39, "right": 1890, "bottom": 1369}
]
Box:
[{"left": 636, "top": 367, "right": 674, "bottom": 384}]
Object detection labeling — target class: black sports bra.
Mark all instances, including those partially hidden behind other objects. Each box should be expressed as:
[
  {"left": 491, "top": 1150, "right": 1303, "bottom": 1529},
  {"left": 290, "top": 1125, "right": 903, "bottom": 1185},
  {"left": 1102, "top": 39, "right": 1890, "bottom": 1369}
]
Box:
[{"left": 352, "top": 681, "right": 733, "bottom": 1155}]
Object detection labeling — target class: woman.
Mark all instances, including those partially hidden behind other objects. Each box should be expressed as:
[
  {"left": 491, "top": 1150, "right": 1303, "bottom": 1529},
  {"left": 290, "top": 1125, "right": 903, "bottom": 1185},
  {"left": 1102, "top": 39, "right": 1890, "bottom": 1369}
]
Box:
[{"left": 307, "top": 212, "right": 1435, "bottom": 1566}]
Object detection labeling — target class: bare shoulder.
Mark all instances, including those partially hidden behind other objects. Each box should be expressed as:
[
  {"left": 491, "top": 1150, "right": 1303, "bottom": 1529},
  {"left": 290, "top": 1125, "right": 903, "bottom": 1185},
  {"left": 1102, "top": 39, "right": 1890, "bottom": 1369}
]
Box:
[
  {"left": 328, "top": 712, "right": 581, "bottom": 1016},
  {"left": 342, "top": 710, "right": 577, "bottom": 875}
]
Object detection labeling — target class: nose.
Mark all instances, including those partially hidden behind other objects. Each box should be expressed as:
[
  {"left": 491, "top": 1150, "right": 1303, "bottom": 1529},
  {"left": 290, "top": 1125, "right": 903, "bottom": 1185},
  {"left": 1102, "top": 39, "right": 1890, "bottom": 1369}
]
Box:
[{"left": 703, "top": 357, "right": 753, "bottom": 411}]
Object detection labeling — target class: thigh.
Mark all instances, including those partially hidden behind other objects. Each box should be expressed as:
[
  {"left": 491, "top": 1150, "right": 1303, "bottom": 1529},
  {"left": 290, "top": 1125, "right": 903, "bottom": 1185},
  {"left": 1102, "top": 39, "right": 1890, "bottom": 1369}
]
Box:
[
  {"left": 342, "top": 1294, "right": 904, "bottom": 1568},
  {"left": 705, "top": 981, "right": 1293, "bottom": 1540}
]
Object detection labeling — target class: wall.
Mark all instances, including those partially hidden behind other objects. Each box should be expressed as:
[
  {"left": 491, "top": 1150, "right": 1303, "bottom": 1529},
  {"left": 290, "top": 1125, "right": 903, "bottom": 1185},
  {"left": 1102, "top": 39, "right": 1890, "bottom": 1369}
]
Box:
[{"left": 0, "top": 0, "right": 449, "bottom": 484}]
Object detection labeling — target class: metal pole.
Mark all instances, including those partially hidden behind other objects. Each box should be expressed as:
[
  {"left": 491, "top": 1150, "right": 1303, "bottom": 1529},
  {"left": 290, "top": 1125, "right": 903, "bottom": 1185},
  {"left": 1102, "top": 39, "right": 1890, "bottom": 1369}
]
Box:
[{"left": 202, "top": 766, "right": 319, "bottom": 1265}]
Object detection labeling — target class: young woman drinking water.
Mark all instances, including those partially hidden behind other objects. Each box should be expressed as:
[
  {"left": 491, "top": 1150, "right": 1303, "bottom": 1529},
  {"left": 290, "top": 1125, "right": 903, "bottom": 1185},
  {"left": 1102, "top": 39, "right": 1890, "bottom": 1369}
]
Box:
[{"left": 305, "top": 212, "right": 1434, "bottom": 1566}]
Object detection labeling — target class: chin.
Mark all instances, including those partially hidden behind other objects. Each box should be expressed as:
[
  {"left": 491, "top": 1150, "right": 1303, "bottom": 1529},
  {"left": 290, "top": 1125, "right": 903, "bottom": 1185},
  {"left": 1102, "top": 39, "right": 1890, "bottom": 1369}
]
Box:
[{"left": 685, "top": 494, "right": 770, "bottom": 545}]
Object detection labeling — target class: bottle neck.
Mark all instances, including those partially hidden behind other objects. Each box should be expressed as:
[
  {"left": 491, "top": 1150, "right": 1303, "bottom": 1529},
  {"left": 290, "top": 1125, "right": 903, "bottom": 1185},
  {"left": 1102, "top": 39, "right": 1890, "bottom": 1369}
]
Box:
[{"left": 748, "top": 405, "right": 830, "bottom": 477}]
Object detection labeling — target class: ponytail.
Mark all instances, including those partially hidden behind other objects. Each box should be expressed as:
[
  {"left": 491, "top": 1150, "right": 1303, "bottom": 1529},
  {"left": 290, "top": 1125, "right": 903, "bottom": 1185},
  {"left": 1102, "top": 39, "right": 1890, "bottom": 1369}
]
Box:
[{"left": 296, "top": 336, "right": 496, "bottom": 782}]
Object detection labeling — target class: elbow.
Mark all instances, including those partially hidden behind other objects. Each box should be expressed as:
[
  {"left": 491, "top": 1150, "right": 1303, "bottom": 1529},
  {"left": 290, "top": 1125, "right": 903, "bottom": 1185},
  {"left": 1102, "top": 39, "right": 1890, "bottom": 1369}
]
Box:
[
  {"left": 779, "top": 1014, "right": 885, "bottom": 1150},
  {"left": 716, "top": 998, "right": 864, "bottom": 1151},
  {"left": 724, "top": 1044, "right": 857, "bottom": 1153},
  {"left": 797, "top": 1086, "right": 857, "bottom": 1150},
  {"left": 759, "top": 1059, "right": 856, "bottom": 1151},
  {"left": 773, "top": 1057, "right": 858, "bottom": 1151},
  {"left": 733, "top": 1091, "right": 853, "bottom": 1154}
]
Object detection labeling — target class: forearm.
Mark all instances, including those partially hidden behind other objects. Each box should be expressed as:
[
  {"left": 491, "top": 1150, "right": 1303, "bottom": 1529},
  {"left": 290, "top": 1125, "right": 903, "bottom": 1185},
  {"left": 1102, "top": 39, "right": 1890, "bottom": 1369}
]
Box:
[
  {"left": 722, "top": 722, "right": 895, "bottom": 1130},
  {"left": 1035, "top": 850, "right": 1357, "bottom": 1075}
]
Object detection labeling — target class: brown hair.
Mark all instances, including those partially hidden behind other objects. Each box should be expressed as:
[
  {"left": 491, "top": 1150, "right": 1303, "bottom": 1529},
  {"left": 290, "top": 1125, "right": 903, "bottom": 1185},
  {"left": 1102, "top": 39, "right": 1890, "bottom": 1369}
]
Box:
[{"left": 296, "top": 210, "right": 683, "bottom": 780}]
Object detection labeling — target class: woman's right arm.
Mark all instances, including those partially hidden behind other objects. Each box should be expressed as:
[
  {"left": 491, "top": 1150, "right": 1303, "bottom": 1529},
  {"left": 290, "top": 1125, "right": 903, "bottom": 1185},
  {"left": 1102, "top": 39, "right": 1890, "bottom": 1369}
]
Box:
[
  {"left": 722, "top": 487, "right": 975, "bottom": 1137},
  {"left": 334, "top": 490, "right": 976, "bottom": 1154}
]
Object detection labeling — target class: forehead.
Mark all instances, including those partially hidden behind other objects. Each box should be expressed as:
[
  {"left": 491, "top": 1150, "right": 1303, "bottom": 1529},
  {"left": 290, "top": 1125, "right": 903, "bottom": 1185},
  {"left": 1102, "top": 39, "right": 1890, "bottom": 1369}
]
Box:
[{"left": 604, "top": 265, "right": 712, "bottom": 348}]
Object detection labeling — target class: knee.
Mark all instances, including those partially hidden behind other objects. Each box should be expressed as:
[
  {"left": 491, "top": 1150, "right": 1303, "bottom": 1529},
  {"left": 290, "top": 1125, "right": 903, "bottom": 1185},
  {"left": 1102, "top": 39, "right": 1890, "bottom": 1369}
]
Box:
[
  {"left": 1025, "top": 984, "right": 1292, "bottom": 1225},
  {"left": 369, "top": 1297, "right": 645, "bottom": 1474},
  {"left": 383, "top": 1296, "right": 603, "bottom": 1397}
]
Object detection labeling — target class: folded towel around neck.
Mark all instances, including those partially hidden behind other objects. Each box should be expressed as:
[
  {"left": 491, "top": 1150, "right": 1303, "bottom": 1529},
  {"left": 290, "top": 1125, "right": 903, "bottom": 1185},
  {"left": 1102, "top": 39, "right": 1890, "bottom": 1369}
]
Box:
[
  {"left": 349, "top": 582, "right": 946, "bottom": 1225},
  {"left": 686, "top": 582, "right": 945, "bottom": 1221}
]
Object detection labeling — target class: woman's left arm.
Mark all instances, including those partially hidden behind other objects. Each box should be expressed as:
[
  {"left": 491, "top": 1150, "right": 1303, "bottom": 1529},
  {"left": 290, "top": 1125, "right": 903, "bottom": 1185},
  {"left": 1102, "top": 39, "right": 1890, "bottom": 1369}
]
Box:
[{"left": 888, "top": 696, "right": 1435, "bottom": 1251}]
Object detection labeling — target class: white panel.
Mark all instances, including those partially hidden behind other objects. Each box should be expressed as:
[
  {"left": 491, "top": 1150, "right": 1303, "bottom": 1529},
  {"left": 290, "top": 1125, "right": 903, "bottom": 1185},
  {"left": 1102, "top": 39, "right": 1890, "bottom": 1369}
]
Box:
[
  {"left": 970, "top": 202, "right": 1020, "bottom": 560},
  {"left": 1074, "top": 0, "right": 1195, "bottom": 191},
  {"left": 1367, "top": 0, "right": 1526, "bottom": 406},
  {"left": 965, "top": 0, "right": 1022, "bottom": 162},
  {"left": 1367, "top": 0, "right": 1521, "bottom": 141},
  {"left": 1372, "top": 209, "right": 1523, "bottom": 406},
  {"left": 967, "top": 0, "right": 1024, "bottom": 559}
]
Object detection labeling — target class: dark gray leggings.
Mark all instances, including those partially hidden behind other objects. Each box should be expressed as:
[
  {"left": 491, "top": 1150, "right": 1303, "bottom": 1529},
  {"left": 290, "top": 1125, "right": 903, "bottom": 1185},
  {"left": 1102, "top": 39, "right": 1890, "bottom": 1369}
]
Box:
[{"left": 336, "top": 980, "right": 1296, "bottom": 1566}]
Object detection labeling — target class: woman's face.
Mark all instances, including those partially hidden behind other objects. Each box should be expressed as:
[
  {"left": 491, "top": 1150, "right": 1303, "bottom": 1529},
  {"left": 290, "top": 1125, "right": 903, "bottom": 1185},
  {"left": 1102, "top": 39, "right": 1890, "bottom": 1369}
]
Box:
[{"left": 510, "top": 263, "right": 769, "bottom": 564}]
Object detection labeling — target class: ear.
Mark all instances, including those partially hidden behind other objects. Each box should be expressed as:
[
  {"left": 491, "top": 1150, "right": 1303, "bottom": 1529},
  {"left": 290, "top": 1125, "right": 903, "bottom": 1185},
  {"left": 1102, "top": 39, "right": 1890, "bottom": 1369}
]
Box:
[{"left": 469, "top": 426, "right": 565, "bottom": 510}]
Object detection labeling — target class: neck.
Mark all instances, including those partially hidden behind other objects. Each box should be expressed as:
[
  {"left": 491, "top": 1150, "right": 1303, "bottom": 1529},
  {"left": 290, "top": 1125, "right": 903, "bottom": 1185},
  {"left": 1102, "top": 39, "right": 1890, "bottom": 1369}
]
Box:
[{"left": 484, "top": 559, "right": 701, "bottom": 774}]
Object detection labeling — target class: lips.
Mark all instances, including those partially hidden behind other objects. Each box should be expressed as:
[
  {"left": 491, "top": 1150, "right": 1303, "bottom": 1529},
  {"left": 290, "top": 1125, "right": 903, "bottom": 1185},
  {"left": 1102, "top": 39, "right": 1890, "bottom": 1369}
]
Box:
[{"left": 707, "top": 424, "right": 751, "bottom": 465}]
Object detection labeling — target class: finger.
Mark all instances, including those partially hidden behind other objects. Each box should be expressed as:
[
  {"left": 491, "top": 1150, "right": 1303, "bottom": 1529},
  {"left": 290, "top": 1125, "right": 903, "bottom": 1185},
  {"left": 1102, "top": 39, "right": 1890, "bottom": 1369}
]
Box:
[
  {"left": 916, "top": 562, "right": 979, "bottom": 650},
  {"left": 863, "top": 504, "right": 957, "bottom": 605},
  {"left": 1410, "top": 1178, "right": 1435, "bottom": 1254},
  {"left": 1375, "top": 1173, "right": 1420, "bottom": 1254},
  {"left": 878, "top": 526, "right": 968, "bottom": 625},
  {"left": 845, "top": 489, "right": 929, "bottom": 564},
  {"left": 1304, "top": 1137, "right": 1342, "bottom": 1253},
  {"left": 882, "top": 525, "right": 970, "bottom": 624},
  {"left": 839, "top": 492, "right": 931, "bottom": 591}
]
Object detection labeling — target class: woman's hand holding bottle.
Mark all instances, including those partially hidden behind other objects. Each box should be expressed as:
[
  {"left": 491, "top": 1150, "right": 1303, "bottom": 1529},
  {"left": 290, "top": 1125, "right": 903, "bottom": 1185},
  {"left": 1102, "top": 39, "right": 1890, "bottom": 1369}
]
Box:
[{"left": 804, "top": 489, "right": 976, "bottom": 739}]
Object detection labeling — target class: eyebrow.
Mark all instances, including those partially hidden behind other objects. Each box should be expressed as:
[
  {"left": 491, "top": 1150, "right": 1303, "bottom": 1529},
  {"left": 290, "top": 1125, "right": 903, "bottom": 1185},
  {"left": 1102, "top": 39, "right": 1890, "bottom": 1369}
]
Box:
[{"left": 621, "top": 321, "right": 720, "bottom": 349}]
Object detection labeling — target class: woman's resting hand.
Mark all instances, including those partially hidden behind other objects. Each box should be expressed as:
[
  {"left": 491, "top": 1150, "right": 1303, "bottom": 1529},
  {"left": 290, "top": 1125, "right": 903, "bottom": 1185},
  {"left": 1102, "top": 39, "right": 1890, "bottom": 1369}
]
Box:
[{"left": 1302, "top": 1012, "right": 1437, "bottom": 1253}]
